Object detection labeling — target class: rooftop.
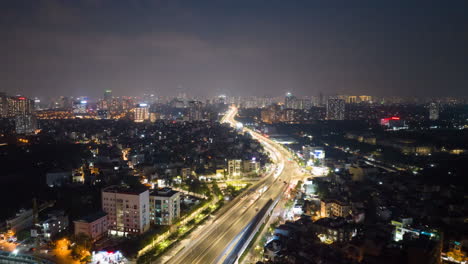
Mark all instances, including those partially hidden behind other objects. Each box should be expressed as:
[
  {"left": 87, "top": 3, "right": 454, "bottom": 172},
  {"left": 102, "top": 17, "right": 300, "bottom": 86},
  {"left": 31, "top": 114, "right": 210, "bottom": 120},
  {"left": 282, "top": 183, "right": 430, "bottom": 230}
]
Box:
[
  {"left": 102, "top": 185, "right": 148, "bottom": 195},
  {"left": 150, "top": 187, "right": 179, "bottom": 197},
  {"left": 75, "top": 211, "right": 107, "bottom": 223}
]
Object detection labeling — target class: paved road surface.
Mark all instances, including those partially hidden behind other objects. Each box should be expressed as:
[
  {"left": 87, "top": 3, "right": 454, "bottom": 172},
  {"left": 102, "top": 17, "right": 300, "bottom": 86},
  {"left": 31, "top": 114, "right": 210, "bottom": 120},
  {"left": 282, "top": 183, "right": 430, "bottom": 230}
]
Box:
[{"left": 166, "top": 107, "right": 303, "bottom": 264}]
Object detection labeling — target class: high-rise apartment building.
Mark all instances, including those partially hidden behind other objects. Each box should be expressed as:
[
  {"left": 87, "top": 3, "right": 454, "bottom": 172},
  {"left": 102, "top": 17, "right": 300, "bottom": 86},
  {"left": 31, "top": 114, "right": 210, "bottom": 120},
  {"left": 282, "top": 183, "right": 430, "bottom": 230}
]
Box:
[
  {"left": 104, "top": 90, "right": 112, "bottom": 101},
  {"left": 0, "top": 92, "right": 8, "bottom": 117},
  {"left": 326, "top": 98, "right": 345, "bottom": 120},
  {"left": 429, "top": 102, "right": 439, "bottom": 120},
  {"left": 188, "top": 101, "right": 203, "bottom": 121},
  {"left": 101, "top": 185, "right": 150, "bottom": 236},
  {"left": 134, "top": 103, "right": 149, "bottom": 122},
  {"left": 284, "top": 92, "right": 296, "bottom": 109},
  {"left": 8, "top": 96, "right": 34, "bottom": 117},
  {"left": 149, "top": 188, "right": 180, "bottom": 225},
  {"left": 15, "top": 114, "right": 37, "bottom": 134}
]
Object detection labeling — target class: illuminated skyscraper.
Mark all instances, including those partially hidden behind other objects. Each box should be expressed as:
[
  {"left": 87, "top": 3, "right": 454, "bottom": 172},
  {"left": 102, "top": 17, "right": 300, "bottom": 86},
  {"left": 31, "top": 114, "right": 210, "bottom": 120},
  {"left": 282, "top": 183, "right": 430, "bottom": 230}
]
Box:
[
  {"left": 134, "top": 103, "right": 149, "bottom": 122},
  {"left": 429, "top": 102, "right": 439, "bottom": 120},
  {"left": 104, "top": 90, "right": 112, "bottom": 101},
  {"left": 284, "top": 92, "right": 296, "bottom": 109},
  {"left": 7, "top": 96, "right": 34, "bottom": 117},
  {"left": 326, "top": 98, "right": 345, "bottom": 120},
  {"left": 73, "top": 100, "right": 88, "bottom": 114}
]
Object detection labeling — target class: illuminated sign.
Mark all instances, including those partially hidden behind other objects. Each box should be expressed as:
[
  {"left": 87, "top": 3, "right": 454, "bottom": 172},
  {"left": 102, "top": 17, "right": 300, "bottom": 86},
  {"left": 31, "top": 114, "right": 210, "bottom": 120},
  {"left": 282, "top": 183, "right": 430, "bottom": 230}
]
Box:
[
  {"left": 138, "top": 103, "right": 148, "bottom": 107},
  {"left": 18, "top": 97, "right": 26, "bottom": 100},
  {"left": 80, "top": 100, "right": 88, "bottom": 104},
  {"left": 381, "top": 116, "right": 402, "bottom": 126}
]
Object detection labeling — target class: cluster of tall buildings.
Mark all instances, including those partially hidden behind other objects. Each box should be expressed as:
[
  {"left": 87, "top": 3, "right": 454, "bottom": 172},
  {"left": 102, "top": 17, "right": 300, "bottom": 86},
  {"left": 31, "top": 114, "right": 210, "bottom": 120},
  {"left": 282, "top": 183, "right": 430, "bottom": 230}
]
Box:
[
  {"left": 2, "top": 90, "right": 448, "bottom": 127},
  {"left": 260, "top": 104, "right": 297, "bottom": 124},
  {"left": 0, "top": 92, "right": 37, "bottom": 134}
]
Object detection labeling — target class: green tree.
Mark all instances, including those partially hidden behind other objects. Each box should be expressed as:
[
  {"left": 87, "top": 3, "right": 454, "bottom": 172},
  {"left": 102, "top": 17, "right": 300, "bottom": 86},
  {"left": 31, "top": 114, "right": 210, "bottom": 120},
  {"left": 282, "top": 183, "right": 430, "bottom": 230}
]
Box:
[{"left": 70, "top": 233, "right": 92, "bottom": 262}]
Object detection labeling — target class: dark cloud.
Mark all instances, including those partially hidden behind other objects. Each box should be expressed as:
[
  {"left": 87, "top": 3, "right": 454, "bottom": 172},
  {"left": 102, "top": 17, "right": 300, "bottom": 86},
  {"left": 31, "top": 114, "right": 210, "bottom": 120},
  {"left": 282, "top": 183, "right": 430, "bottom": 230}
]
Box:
[{"left": 0, "top": 0, "right": 467, "bottom": 98}]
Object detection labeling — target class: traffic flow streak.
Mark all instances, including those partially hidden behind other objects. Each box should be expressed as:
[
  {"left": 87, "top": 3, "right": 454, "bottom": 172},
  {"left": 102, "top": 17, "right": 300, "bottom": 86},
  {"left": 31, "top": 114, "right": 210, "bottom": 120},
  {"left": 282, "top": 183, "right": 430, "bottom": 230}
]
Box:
[{"left": 167, "top": 107, "right": 302, "bottom": 264}]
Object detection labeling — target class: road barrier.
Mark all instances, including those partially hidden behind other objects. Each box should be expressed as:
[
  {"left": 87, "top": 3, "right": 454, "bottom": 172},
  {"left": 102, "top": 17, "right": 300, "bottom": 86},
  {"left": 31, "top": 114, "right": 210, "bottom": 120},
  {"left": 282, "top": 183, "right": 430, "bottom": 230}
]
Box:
[{"left": 222, "top": 196, "right": 280, "bottom": 264}]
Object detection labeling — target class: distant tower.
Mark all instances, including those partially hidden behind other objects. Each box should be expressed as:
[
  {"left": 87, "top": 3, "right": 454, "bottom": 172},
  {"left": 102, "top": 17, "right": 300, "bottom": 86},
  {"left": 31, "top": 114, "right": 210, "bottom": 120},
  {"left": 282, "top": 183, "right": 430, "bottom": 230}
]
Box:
[
  {"left": 0, "top": 92, "right": 7, "bottom": 117},
  {"left": 429, "top": 102, "right": 439, "bottom": 120},
  {"left": 188, "top": 101, "right": 203, "bottom": 121},
  {"left": 104, "top": 90, "right": 112, "bottom": 101},
  {"left": 284, "top": 92, "right": 296, "bottom": 109},
  {"left": 326, "top": 98, "right": 345, "bottom": 120}
]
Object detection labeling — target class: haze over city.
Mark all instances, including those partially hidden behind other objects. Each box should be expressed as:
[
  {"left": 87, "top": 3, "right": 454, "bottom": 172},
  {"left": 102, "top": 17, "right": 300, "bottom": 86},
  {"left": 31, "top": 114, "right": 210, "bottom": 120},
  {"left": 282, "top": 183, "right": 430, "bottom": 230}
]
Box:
[
  {"left": 1, "top": 1, "right": 468, "bottom": 264},
  {"left": 2, "top": 0, "right": 468, "bottom": 98}
]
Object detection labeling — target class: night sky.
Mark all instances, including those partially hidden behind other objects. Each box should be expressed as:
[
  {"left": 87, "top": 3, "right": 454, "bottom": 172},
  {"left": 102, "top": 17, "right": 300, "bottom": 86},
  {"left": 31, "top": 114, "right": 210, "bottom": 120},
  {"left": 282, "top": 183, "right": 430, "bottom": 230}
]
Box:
[{"left": 1, "top": 0, "right": 467, "bottom": 98}]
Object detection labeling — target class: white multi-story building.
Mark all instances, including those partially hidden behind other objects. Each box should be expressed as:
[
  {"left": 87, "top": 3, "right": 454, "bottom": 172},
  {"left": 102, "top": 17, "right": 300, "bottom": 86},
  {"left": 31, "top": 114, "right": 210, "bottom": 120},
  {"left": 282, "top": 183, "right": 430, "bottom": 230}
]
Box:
[
  {"left": 101, "top": 185, "right": 150, "bottom": 236},
  {"left": 228, "top": 159, "right": 242, "bottom": 178},
  {"left": 149, "top": 188, "right": 180, "bottom": 225}
]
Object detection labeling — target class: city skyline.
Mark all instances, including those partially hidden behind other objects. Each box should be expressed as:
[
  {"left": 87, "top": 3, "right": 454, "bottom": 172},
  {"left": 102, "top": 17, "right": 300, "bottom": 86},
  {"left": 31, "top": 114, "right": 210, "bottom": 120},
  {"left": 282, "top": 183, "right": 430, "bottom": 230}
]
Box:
[
  {"left": 1, "top": 2, "right": 468, "bottom": 264},
  {"left": 1, "top": 1, "right": 468, "bottom": 98}
]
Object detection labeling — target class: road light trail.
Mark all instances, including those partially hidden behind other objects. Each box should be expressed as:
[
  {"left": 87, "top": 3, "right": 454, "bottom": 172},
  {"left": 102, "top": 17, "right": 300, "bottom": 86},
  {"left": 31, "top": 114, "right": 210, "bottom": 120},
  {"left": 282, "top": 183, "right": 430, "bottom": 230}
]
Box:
[{"left": 166, "top": 106, "right": 301, "bottom": 264}]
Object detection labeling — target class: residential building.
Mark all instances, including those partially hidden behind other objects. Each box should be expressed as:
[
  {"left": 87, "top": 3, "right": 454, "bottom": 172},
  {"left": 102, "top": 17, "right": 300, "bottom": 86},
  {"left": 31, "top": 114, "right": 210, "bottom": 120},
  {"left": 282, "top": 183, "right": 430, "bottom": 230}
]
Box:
[
  {"left": 134, "top": 103, "right": 149, "bottom": 122},
  {"left": 188, "top": 101, "right": 203, "bottom": 121},
  {"left": 312, "top": 217, "right": 356, "bottom": 243},
  {"left": 429, "top": 102, "right": 439, "bottom": 120},
  {"left": 326, "top": 98, "right": 345, "bottom": 120},
  {"left": 8, "top": 96, "right": 34, "bottom": 117},
  {"left": 0, "top": 92, "right": 7, "bottom": 117},
  {"left": 321, "top": 199, "right": 352, "bottom": 218},
  {"left": 284, "top": 92, "right": 296, "bottom": 109},
  {"left": 101, "top": 185, "right": 150, "bottom": 236},
  {"left": 74, "top": 211, "right": 108, "bottom": 241},
  {"left": 180, "top": 167, "right": 192, "bottom": 179},
  {"left": 35, "top": 211, "right": 69, "bottom": 241},
  {"left": 149, "top": 188, "right": 181, "bottom": 225},
  {"left": 15, "top": 114, "right": 37, "bottom": 134},
  {"left": 242, "top": 160, "right": 260, "bottom": 174},
  {"left": 227, "top": 159, "right": 242, "bottom": 178}
]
